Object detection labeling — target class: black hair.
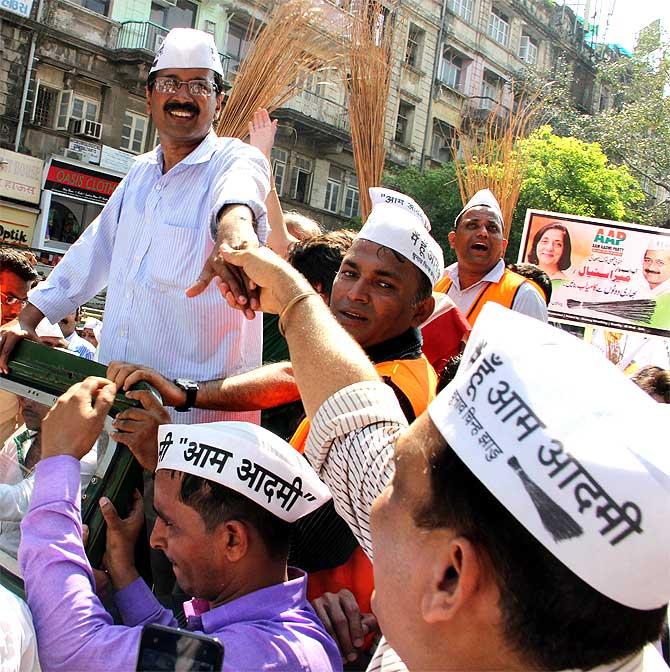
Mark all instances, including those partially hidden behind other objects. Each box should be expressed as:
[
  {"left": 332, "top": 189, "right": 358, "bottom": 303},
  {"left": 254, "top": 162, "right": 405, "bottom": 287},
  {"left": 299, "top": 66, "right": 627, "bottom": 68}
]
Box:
[
  {"left": 176, "top": 472, "right": 292, "bottom": 561},
  {"left": 414, "top": 437, "right": 666, "bottom": 670},
  {"left": 288, "top": 229, "right": 356, "bottom": 298},
  {"left": 507, "top": 262, "right": 552, "bottom": 304},
  {"left": 528, "top": 223, "right": 572, "bottom": 271},
  {"left": 147, "top": 71, "right": 225, "bottom": 94},
  {"left": 436, "top": 354, "right": 462, "bottom": 393},
  {"left": 631, "top": 365, "right": 670, "bottom": 403},
  {"left": 0, "top": 247, "right": 39, "bottom": 283}
]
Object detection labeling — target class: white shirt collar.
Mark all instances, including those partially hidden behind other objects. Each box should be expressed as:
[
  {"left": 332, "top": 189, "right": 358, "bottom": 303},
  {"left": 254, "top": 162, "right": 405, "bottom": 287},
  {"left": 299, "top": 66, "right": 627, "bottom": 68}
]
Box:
[{"left": 446, "top": 258, "right": 505, "bottom": 291}]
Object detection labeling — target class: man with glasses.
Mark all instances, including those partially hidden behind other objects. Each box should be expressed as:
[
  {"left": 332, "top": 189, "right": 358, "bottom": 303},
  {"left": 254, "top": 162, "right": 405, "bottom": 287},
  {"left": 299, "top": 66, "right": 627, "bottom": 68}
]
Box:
[
  {"left": 0, "top": 249, "right": 38, "bottom": 446},
  {"left": 0, "top": 28, "right": 270, "bottom": 428}
]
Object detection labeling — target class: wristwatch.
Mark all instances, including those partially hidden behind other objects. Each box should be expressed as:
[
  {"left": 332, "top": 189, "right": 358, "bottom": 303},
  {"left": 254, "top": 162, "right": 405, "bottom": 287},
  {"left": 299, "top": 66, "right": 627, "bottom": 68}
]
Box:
[{"left": 173, "top": 379, "right": 199, "bottom": 412}]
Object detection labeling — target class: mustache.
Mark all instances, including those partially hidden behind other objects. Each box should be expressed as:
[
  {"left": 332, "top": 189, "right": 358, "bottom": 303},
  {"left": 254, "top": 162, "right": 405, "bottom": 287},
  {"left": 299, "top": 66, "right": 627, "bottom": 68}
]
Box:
[
  {"left": 164, "top": 102, "right": 199, "bottom": 115},
  {"left": 646, "top": 269, "right": 661, "bottom": 275}
]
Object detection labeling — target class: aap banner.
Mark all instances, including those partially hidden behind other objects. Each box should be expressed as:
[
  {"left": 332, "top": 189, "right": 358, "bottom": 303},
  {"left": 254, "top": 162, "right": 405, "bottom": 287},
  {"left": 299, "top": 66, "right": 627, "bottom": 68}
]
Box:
[{"left": 519, "top": 210, "right": 670, "bottom": 338}]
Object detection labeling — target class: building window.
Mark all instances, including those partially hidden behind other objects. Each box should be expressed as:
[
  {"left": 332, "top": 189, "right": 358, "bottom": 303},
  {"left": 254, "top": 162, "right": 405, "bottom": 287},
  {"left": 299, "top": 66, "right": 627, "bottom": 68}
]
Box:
[
  {"left": 226, "top": 22, "right": 252, "bottom": 73},
  {"left": 204, "top": 20, "right": 216, "bottom": 35},
  {"left": 448, "top": 0, "right": 473, "bottom": 22},
  {"left": 150, "top": 0, "right": 197, "bottom": 30},
  {"left": 405, "top": 24, "right": 425, "bottom": 69},
  {"left": 68, "top": 0, "right": 111, "bottom": 15},
  {"left": 271, "top": 148, "right": 287, "bottom": 195},
  {"left": 343, "top": 174, "right": 359, "bottom": 218},
  {"left": 480, "top": 71, "right": 502, "bottom": 108},
  {"left": 121, "top": 112, "right": 148, "bottom": 154},
  {"left": 289, "top": 156, "right": 313, "bottom": 204},
  {"left": 395, "top": 101, "right": 414, "bottom": 145},
  {"left": 488, "top": 8, "right": 509, "bottom": 46},
  {"left": 431, "top": 119, "right": 457, "bottom": 162},
  {"left": 324, "top": 165, "right": 344, "bottom": 213},
  {"left": 519, "top": 35, "right": 538, "bottom": 65},
  {"left": 33, "top": 84, "right": 58, "bottom": 127},
  {"left": 56, "top": 92, "right": 99, "bottom": 130},
  {"left": 439, "top": 48, "right": 464, "bottom": 90}
]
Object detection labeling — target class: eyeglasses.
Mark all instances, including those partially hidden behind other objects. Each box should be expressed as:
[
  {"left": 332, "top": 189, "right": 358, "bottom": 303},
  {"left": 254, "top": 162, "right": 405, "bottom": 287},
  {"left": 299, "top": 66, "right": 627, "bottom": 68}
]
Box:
[
  {"left": 1, "top": 292, "right": 28, "bottom": 307},
  {"left": 153, "top": 77, "right": 218, "bottom": 97}
]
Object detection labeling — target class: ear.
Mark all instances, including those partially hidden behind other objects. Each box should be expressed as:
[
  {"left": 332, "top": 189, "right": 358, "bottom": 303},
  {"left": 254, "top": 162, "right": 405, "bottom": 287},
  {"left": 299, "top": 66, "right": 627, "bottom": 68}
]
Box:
[
  {"left": 411, "top": 293, "right": 435, "bottom": 328},
  {"left": 501, "top": 238, "right": 508, "bottom": 258},
  {"left": 421, "top": 536, "right": 482, "bottom": 625},
  {"left": 448, "top": 230, "right": 456, "bottom": 250},
  {"left": 214, "top": 92, "right": 225, "bottom": 118},
  {"left": 216, "top": 519, "right": 249, "bottom": 563},
  {"left": 145, "top": 86, "right": 152, "bottom": 115}
]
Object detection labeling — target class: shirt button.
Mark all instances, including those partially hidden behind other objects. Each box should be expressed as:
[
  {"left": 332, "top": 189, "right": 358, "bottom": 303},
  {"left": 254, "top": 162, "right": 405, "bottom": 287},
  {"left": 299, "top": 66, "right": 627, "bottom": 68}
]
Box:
[{"left": 155, "top": 184, "right": 162, "bottom": 191}]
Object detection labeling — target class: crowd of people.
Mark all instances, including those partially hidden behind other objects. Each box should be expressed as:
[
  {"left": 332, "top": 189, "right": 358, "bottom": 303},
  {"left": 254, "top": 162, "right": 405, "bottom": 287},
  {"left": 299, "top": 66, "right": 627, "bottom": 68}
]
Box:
[{"left": 0, "top": 26, "right": 669, "bottom": 672}]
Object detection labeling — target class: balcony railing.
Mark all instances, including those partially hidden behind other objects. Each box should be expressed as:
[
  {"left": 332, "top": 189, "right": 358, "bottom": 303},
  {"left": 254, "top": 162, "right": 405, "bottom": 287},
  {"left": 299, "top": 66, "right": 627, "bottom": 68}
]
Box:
[
  {"left": 280, "top": 89, "right": 350, "bottom": 133},
  {"left": 116, "top": 21, "right": 231, "bottom": 77}
]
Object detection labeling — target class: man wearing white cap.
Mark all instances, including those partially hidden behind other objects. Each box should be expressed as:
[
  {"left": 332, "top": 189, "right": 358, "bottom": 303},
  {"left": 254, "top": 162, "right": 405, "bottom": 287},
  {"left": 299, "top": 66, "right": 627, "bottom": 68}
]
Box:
[
  {"left": 215, "top": 245, "right": 670, "bottom": 672},
  {"left": 435, "top": 188, "right": 548, "bottom": 325},
  {"left": 0, "top": 27, "right": 270, "bottom": 426},
  {"left": 18, "top": 378, "right": 341, "bottom": 671},
  {"left": 642, "top": 241, "right": 670, "bottom": 297}
]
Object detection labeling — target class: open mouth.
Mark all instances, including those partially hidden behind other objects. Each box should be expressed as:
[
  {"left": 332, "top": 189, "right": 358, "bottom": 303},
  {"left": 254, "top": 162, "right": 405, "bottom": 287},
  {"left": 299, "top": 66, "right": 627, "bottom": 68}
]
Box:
[
  {"left": 338, "top": 309, "right": 368, "bottom": 322},
  {"left": 165, "top": 106, "right": 198, "bottom": 120},
  {"left": 471, "top": 242, "right": 489, "bottom": 252}
]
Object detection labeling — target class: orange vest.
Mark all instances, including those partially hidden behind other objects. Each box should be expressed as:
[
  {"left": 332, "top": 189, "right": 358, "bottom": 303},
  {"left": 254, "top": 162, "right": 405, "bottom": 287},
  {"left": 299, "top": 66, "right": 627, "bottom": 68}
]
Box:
[
  {"left": 435, "top": 268, "right": 537, "bottom": 326},
  {"left": 290, "top": 355, "right": 437, "bottom": 621},
  {"left": 289, "top": 355, "right": 437, "bottom": 454}
]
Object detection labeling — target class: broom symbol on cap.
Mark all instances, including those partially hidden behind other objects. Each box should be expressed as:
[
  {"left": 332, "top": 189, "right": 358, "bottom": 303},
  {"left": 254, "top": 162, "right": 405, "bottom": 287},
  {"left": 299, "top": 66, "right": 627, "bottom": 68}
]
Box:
[{"left": 508, "top": 456, "right": 583, "bottom": 542}]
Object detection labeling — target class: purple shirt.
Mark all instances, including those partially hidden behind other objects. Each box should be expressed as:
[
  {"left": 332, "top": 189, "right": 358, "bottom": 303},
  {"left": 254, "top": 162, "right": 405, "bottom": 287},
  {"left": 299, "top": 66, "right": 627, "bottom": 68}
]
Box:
[{"left": 19, "top": 456, "right": 342, "bottom": 672}]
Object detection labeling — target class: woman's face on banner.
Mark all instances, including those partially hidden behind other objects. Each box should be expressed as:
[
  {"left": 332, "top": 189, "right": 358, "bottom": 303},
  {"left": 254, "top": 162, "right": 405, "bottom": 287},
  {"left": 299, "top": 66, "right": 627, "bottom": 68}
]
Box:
[{"left": 536, "top": 228, "right": 565, "bottom": 271}]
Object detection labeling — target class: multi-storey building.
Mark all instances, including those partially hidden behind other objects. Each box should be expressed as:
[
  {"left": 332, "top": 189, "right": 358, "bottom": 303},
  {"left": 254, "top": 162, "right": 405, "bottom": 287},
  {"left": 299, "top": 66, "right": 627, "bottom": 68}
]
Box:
[{"left": 0, "top": 0, "right": 604, "bottom": 263}]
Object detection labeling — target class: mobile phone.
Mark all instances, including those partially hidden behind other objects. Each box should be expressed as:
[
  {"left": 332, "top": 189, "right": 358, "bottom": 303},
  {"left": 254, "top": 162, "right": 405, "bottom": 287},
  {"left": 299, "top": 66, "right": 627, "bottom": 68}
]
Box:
[{"left": 136, "top": 623, "right": 224, "bottom": 671}]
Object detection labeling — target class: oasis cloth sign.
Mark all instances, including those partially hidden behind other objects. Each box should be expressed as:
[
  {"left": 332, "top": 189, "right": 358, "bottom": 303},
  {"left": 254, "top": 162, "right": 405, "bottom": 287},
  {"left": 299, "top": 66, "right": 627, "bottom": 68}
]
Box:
[{"left": 45, "top": 160, "right": 122, "bottom": 204}]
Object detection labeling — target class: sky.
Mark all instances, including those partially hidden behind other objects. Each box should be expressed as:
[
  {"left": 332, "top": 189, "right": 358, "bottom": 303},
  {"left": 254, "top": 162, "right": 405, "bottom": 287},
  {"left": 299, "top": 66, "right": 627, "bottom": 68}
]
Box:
[{"left": 582, "top": 0, "right": 670, "bottom": 52}]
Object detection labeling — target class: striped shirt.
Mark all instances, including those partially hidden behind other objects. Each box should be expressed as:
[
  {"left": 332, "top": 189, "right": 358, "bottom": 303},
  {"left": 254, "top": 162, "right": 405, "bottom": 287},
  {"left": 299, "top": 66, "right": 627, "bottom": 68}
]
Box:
[
  {"left": 305, "top": 381, "right": 408, "bottom": 672},
  {"left": 30, "top": 130, "right": 270, "bottom": 424}
]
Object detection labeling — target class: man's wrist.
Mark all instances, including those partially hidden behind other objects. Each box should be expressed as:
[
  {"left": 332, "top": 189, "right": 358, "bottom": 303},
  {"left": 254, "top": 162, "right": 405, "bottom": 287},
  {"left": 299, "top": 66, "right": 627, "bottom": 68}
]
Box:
[{"left": 108, "top": 565, "right": 140, "bottom": 591}]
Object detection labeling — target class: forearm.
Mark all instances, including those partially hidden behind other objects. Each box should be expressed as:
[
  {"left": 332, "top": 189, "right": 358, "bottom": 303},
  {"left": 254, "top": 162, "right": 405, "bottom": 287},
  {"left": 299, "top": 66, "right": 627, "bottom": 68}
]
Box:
[
  {"left": 17, "top": 303, "right": 44, "bottom": 332},
  {"left": 196, "top": 362, "right": 299, "bottom": 411},
  {"left": 265, "top": 190, "right": 297, "bottom": 258},
  {"left": 215, "top": 203, "right": 257, "bottom": 247}
]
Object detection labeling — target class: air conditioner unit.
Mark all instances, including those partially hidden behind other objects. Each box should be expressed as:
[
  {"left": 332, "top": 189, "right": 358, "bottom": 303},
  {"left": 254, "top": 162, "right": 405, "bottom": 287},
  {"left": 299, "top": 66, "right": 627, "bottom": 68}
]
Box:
[{"left": 69, "top": 118, "right": 103, "bottom": 141}]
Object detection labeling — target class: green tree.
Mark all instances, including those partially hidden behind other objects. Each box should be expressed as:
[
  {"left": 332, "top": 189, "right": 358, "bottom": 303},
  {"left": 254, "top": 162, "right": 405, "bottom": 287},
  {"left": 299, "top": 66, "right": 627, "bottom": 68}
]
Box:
[
  {"left": 383, "top": 162, "right": 462, "bottom": 265},
  {"left": 383, "top": 127, "right": 644, "bottom": 263}
]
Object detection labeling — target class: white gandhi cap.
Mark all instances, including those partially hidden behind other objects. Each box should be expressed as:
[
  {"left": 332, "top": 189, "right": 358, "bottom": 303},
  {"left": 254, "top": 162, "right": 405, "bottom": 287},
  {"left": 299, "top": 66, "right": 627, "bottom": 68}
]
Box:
[
  {"left": 356, "top": 187, "right": 445, "bottom": 287},
  {"left": 150, "top": 28, "right": 224, "bottom": 77},
  {"left": 156, "top": 422, "right": 331, "bottom": 523},
  {"left": 428, "top": 302, "right": 670, "bottom": 610}
]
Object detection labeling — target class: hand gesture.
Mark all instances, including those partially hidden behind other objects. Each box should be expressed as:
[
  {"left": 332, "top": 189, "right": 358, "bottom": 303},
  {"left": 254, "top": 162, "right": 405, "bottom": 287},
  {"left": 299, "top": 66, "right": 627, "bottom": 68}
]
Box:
[
  {"left": 186, "top": 205, "right": 260, "bottom": 319},
  {"left": 107, "top": 361, "right": 185, "bottom": 408},
  {"left": 218, "top": 246, "right": 313, "bottom": 315},
  {"left": 100, "top": 490, "right": 144, "bottom": 590},
  {"left": 111, "top": 389, "right": 171, "bottom": 472},
  {"left": 42, "top": 377, "right": 116, "bottom": 461},
  {"left": 312, "top": 589, "right": 379, "bottom": 663},
  {"left": 248, "top": 108, "right": 278, "bottom": 160}
]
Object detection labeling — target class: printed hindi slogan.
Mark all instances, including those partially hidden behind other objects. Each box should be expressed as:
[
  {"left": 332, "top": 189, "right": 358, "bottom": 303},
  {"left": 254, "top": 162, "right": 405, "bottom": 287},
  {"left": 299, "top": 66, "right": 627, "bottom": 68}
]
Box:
[{"left": 449, "top": 350, "right": 644, "bottom": 547}]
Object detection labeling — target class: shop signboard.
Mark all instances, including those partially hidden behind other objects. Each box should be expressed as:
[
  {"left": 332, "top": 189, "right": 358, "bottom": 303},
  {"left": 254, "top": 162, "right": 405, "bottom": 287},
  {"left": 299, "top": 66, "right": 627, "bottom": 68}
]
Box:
[
  {"left": 0, "top": 149, "right": 43, "bottom": 206},
  {"left": 44, "top": 159, "right": 121, "bottom": 205}
]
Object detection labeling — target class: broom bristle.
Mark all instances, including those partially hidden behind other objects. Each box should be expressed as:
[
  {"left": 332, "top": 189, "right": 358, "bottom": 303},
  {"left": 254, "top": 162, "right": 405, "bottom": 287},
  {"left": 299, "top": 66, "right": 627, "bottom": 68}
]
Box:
[
  {"left": 344, "top": 0, "right": 398, "bottom": 220},
  {"left": 455, "top": 84, "right": 543, "bottom": 238},
  {"left": 216, "top": 0, "right": 336, "bottom": 140}
]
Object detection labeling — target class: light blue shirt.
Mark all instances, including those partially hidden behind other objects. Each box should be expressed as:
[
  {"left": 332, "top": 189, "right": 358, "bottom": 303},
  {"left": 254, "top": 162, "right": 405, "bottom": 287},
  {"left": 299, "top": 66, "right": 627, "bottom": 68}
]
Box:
[{"left": 30, "top": 131, "right": 270, "bottom": 423}]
